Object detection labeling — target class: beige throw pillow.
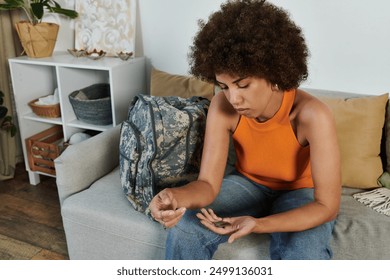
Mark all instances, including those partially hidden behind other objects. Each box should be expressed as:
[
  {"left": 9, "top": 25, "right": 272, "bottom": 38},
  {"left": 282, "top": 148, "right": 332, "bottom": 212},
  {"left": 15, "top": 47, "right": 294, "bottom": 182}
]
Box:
[
  {"left": 318, "top": 93, "right": 388, "bottom": 189},
  {"left": 150, "top": 68, "right": 214, "bottom": 100}
]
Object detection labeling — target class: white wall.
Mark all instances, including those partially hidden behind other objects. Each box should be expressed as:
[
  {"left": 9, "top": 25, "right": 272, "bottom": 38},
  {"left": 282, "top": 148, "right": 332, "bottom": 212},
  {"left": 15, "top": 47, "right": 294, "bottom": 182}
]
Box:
[
  {"left": 56, "top": 0, "right": 390, "bottom": 95},
  {"left": 270, "top": 0, "right": 390, "bottom": 94}
]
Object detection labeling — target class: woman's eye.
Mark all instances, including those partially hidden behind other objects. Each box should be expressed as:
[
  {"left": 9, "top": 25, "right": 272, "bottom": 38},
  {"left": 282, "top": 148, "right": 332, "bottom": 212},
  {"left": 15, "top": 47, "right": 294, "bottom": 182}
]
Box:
[{"left": 238, "top": 84, "right": 249, "bottom": 89}]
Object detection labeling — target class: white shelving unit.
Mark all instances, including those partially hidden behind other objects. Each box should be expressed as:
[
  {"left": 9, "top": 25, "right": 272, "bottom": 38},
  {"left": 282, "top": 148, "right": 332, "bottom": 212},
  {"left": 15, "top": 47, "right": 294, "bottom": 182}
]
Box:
[{"left": 9, "top": 52, "right": 146, "bottom": 185}]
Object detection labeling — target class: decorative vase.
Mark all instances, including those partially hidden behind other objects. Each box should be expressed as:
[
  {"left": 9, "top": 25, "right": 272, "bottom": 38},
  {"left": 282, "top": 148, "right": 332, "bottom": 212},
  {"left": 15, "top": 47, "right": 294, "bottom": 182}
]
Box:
[{"left": 15, "top": 21, "right": 59, "bottom": 58}]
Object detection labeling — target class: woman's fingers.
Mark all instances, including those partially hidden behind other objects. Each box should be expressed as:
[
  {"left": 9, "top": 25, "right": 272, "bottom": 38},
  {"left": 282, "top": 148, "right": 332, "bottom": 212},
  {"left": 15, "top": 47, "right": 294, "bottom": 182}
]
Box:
[
  {"left": 196, "top": 209, "right": 254, "bottom": 244},
  {"left": 149, "top": 189, "right": 180, "bottom": 228},
  {"left": 198, "top": 208, "right": 223, "bottom": 223},
  {"left": 199, "top": 218, "right": 237, "bottom": 234},
  {"left": 207, "top": 208, "right": 222, "bottom": 221},
  {"left": 162, "top": 207, "right": 186, "bottom": 228},
  {"left": 196, "top": 209, "right": 239, "bottom": 235},
  {"left": 200, "top": 208, "right": 216, "bottom": 221}
]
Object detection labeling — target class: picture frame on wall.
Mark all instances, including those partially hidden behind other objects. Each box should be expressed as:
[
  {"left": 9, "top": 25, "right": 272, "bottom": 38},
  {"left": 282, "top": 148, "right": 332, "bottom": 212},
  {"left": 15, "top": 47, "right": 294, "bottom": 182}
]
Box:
[{"left": 75, "top": 0, "right": 136, "bottom": 56}]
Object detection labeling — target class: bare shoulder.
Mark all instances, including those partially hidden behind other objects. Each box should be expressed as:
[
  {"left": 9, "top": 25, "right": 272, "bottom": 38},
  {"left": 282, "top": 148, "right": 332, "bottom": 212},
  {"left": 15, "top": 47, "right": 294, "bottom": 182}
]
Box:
[
  {"left": 294, "top": 89, "right": 334, "bottom": 125},
  {"left": 292, "top": 89, "right": 338, "bottom": 148},
  {"left": 209, "top": 91, "right": 239, "bottom": 132},
  {"left": 210, "top": 91, "right": 235, "bottom": 112}
]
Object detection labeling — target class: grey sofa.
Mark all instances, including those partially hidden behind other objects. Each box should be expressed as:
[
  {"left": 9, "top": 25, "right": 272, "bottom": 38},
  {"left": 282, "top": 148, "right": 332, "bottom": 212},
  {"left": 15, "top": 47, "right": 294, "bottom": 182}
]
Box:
[{"left": 55, "top": 88, "right": 390, "bottom": 260}]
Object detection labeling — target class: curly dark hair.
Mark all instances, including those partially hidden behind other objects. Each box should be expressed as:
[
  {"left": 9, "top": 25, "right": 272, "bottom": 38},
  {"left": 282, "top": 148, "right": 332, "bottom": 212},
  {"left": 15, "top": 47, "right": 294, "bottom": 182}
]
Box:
[{"left": 189, "top": 0, "right": 309, "bottom": 91}]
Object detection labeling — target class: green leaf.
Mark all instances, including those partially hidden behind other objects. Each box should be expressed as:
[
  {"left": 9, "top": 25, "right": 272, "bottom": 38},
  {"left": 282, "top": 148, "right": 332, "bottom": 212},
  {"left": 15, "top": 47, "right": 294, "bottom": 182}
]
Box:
[
  {"left": 0, "top": 0, "right": 25, "bottom": 10},
  {"left": 11, "top": 126, "right": 17, "bottom": 137},
  {"left": 52, "top": 1, "right": 61, "bottom": 9},
  {"left": 3, "top": 116, "right": 12, "bottom": 122},
  {"left": 0, "top": 0, "right": 78, "bottom": 22},
  {"left": 31, "top": 3, "right": 44, "bottom": 20},
  {"left": 0, "top": 106, "right": 7, "bottom": 119},
  {"left": 0, "top": 91, "right": 4, "bottom": 105},
  {"left": 51, "top": 7, "right": 78, "bottom": 19}
]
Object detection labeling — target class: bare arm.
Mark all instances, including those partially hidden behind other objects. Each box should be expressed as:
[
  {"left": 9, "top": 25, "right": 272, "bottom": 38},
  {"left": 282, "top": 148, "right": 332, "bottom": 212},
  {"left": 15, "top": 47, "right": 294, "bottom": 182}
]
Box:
[
  {"left": 256, "top": 96, "right": 341, "bottom": 230},
  {"left": 198, "top": 94, "right": 342, "bottom": 241},
  {"left": 149, "top": 93, "right": 237, "bottom": 226}
]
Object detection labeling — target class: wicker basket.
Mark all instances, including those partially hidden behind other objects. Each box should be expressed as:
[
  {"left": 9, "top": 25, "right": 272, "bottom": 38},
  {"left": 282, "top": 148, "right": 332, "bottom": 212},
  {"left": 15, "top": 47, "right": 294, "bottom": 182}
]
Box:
[
  {"left": 29, "top": 99, "right": 61, "bottom": 118},
  {"left": 69, "top": 83, "right": 112, "bottom": 125}
]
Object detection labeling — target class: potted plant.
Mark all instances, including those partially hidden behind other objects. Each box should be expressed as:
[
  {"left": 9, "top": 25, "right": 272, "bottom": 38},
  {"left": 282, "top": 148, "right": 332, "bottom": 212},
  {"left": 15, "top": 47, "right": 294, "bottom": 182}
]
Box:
[
  {"left": 0, "top": 0, "right": 78, "bottom": 58},
  {"left": 0, "top": 90, "right": 17, "bottom": 137}
]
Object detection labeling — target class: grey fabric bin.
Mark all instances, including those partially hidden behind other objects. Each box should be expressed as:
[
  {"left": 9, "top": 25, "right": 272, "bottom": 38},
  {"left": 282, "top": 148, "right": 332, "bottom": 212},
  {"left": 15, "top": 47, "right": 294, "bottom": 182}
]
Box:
[{"left": 69, "top": 83, "right": 113, "bottom": 125}]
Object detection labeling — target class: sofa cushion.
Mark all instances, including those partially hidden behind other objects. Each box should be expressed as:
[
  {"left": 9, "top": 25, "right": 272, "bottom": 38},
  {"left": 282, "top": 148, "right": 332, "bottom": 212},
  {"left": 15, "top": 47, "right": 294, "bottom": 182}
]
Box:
[
  {"left": 332, "top": 188, "right": 390, "bottom": 259},
  {"left": 62, "top": 167, "right": 390, "bottom": 259},
  {"left": 316, "top": 93, "right": 388, "bottom": 189},
  {"left": 61, "top": 167, "right": 167, "bottom": 259},
  {"left": 151, "top": 68, "right": 214, "bottom": 100}
]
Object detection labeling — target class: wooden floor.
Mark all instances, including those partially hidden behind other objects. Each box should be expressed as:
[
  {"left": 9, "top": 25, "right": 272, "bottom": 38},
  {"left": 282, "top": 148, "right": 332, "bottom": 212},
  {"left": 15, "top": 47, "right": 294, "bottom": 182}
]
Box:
[{"left": 0, "top": 163, "right": 68, "bottom": 260}]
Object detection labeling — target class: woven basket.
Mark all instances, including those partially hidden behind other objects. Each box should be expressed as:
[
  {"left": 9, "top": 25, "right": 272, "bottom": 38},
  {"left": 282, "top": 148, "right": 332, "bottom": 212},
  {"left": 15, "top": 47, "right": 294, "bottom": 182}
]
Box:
[
  {"left": 29, "top": 99, "right": 61, "bottom": 118},
  {"left": 69, "top": 83, "right": 112, "bottom": 125}
]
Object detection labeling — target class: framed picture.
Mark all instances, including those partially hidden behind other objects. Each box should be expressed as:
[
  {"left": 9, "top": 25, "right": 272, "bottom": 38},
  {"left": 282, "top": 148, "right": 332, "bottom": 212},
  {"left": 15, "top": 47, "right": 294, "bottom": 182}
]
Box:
[{"left": 75, "top": 0, "right": 136, "bottom": 56}]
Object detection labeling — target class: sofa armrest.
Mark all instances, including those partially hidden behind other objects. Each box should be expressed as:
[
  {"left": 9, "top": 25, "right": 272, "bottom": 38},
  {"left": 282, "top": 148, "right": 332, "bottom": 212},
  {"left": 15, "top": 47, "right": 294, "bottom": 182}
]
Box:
[{"left": 55, "top": 125, "right": 121, "bottom": 205}]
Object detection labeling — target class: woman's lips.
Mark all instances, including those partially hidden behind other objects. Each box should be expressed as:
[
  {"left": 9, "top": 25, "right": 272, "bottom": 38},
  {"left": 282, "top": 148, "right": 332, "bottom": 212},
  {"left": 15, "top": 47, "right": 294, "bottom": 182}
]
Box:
[{"left": 235, "top": 108, "right": 249, "bottom": 112}]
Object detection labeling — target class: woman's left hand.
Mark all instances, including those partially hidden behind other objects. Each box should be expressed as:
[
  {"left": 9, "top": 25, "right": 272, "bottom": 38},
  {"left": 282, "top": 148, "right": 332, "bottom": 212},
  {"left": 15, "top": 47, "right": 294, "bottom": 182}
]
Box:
[{"left": 196, "top": 208, "right": 257, "bottom": 243}]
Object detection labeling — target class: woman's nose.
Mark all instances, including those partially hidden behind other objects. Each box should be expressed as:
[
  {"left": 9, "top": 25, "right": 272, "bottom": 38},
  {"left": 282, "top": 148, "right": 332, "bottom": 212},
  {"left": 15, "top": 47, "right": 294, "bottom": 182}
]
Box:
[{"left": 229, "top": 89, "right": 243, "bottom": 106}]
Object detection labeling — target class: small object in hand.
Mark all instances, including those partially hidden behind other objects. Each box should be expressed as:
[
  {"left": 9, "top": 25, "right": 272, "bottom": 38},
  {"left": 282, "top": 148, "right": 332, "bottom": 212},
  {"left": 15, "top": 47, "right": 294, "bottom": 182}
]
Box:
[{"left": 213, "top": 220, "right": 230, "bottom": 228}]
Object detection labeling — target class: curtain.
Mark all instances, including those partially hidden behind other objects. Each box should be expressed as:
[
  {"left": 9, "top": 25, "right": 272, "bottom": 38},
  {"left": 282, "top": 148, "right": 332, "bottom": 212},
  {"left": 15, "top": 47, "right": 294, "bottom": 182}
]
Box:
[{"left": 0, "top": 10, "right": 22, "bottom": 180}]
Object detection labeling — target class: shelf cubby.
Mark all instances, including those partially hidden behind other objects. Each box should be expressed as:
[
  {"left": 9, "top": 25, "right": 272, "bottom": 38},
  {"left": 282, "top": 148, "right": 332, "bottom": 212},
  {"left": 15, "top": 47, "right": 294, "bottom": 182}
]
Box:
[{"left": 9, "top": 52, "right": 146, "bottom": 184}]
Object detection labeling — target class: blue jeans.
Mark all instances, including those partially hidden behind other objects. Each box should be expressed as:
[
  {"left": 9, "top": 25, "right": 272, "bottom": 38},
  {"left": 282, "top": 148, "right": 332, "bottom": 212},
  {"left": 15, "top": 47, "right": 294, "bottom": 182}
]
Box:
[{"left": 165, "top": 172, "right": 335, "bottom": 260}]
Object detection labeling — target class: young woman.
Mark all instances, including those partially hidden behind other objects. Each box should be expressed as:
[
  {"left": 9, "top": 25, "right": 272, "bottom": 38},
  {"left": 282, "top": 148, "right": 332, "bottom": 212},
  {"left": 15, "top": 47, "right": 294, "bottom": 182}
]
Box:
[{"left": 149, "top": 0, "right": 341, "bottom": 260}]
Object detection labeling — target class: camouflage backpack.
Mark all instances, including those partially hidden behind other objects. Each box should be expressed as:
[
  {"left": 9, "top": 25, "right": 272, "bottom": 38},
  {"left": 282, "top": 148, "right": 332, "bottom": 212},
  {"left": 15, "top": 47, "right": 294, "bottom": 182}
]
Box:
[{"left": 119, "top": 94, "right": 210, "bottom": 216}]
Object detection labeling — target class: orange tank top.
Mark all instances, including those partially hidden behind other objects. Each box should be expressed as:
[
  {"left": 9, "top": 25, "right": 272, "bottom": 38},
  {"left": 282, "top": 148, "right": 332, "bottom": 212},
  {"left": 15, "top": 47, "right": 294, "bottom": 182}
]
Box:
[{"left": 232, "top": 89, "right": 313, "bottom": 190}]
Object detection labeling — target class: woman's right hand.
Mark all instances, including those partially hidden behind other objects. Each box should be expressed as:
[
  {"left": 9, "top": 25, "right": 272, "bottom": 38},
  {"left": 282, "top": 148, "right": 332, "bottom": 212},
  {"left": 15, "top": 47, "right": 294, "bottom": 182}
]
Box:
[
  {"left": 196, "top": 208, "right": 257, "bottom": 243},
  {"left": 149, "top": 188, "right": 186, "bottom": 228}
]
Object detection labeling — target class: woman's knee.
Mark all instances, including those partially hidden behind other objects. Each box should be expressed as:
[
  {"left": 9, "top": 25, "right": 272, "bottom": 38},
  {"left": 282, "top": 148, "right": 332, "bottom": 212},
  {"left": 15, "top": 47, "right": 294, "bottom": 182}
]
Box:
[
  {"left": 166, "top": 209, "right": 227, "bottom": 259},
  {"left": 169, "top": 209, "right": 202, "bottom": 237}
]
